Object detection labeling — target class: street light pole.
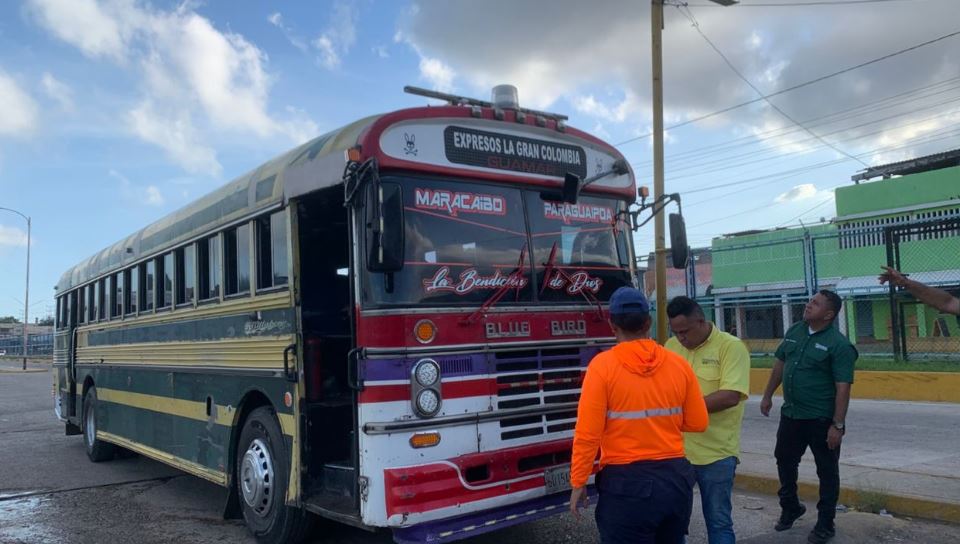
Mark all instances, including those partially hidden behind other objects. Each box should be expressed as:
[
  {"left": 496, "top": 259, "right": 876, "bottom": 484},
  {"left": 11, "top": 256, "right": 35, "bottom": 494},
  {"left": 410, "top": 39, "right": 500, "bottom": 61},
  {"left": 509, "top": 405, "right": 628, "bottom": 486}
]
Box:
[
  {"left": 651, "top": 0, "right": 668, "bottom": 343},
  {"left": 0, "top": 207, "right": 31, "bottom": 370}
]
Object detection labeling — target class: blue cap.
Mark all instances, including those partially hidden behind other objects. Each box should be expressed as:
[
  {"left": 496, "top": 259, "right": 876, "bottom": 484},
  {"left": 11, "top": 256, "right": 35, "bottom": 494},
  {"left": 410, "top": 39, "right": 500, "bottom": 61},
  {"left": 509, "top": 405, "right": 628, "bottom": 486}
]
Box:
[{"left": 609, "top": 286, "right": 650, "bottom": 316}]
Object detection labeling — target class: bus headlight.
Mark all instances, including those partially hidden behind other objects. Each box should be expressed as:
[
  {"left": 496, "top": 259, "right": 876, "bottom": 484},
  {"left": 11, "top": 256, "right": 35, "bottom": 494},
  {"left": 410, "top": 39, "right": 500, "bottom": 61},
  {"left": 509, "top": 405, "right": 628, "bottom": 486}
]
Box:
[
  {"left": 415, "top": 389, "right": 441, "bottom": 417},
  {"left": 413, "top": 359, "right": 440, "bottom": 387}
]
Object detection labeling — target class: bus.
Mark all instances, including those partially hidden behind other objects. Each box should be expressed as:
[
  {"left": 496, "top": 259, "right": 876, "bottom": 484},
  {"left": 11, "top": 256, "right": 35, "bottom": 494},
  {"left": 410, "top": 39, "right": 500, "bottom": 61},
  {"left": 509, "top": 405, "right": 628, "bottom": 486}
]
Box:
[{"left": 52, "top": 85, "right": 639, "bottom": 544}]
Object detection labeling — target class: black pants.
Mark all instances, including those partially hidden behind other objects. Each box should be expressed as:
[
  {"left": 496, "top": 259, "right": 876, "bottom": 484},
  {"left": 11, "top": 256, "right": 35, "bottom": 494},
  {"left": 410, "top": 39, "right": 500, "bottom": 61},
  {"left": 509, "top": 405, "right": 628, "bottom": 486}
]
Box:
[
  {"left": 594, "top": 457, "right": 695, "bottom": 544},
  {"left": 775, "top": 415, "right": 841, "bottom": 525}
]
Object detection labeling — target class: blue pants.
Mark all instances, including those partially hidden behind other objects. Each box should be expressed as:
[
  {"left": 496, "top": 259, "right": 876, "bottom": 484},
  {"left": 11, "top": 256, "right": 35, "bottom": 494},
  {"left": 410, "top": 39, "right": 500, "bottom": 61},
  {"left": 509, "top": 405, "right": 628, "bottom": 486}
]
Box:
[
  {"left": 595, "top": 458, "right": 695, "bottom": 544},
  {"left": 693, "top": 456, "right": 737, "bottom": 544}
]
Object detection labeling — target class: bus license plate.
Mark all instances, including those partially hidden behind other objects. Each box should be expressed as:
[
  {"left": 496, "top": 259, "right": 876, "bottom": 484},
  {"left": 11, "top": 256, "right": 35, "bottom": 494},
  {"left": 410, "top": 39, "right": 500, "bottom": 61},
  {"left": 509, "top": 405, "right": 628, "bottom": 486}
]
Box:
[{"left": 544, "top": 464, "right": 572, "bottom": 494}]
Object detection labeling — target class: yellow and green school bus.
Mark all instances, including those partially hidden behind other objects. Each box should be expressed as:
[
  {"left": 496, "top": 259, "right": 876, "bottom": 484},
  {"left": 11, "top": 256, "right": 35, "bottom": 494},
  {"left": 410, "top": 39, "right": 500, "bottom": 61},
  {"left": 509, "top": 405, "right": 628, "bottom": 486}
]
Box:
[{"left": 53, "top": 86, "right": 639, "bottom": 543}]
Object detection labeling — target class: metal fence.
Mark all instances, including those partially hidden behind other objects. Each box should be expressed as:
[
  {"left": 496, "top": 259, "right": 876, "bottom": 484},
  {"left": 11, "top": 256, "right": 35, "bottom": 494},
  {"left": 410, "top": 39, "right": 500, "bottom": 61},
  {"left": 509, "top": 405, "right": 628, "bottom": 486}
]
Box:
[
  {"left": 641, "top": 215, "right": 960, "bottom": 360},
  {"left": 0, "top": 333, "right": 54, "bottom": 357}
]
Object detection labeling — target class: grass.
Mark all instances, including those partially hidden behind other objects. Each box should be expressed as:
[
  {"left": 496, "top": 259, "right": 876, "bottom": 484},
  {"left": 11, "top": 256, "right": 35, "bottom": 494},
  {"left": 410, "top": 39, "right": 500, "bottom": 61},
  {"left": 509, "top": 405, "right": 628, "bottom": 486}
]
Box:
[
  {"left": 751, "top": 356, "right": 960, "bottom": 373},
  {"left": 853, "top": 488, "right": 891, "bottom": 514}
]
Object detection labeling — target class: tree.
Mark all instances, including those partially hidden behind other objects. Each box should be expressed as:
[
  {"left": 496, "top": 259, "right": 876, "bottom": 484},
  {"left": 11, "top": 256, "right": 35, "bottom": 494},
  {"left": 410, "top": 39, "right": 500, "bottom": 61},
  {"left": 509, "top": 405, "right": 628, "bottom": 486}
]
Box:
[
  {"left": 37, "top": 316, "right": 54, "bottom": 326},
  {"left": 0, "top": 316, "right": 21, "bottom": 324}
]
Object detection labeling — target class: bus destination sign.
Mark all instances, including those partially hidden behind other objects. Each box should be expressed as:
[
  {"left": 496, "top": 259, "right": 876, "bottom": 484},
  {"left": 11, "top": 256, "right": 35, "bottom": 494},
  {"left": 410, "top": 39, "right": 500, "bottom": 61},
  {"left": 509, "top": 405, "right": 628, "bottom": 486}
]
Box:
[{"left": 444, "top": 126, "right": 587, "bottom": 179}]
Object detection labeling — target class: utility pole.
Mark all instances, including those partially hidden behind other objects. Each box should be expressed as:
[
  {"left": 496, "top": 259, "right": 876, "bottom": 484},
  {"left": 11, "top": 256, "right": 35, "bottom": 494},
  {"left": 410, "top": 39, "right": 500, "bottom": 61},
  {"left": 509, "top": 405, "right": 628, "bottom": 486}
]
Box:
[{"left": 651, "top": 0, "right": 668, "bottom": 343}]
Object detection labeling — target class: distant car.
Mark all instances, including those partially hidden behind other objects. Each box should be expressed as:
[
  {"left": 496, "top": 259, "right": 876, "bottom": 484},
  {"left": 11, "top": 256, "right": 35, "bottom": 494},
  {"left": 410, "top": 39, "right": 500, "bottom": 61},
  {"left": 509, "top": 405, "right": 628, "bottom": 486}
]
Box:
[{"left": 0, "top": 349, "right": 6, "bottom": 356}]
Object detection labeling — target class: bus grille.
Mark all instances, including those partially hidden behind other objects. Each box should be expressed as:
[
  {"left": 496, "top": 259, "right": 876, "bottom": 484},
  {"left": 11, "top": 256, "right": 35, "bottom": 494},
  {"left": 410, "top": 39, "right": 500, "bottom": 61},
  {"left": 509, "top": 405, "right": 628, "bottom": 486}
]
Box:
[{"left": 494, "top": 347, "right": 584, "bottom": 441}]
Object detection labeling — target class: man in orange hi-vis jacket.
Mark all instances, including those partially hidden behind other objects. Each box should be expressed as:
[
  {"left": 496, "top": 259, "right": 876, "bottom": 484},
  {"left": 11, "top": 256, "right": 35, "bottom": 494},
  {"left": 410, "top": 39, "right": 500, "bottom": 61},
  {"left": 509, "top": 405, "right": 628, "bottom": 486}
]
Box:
[{"left": 569, "top": 286, "right": 709, "bottom": 544}]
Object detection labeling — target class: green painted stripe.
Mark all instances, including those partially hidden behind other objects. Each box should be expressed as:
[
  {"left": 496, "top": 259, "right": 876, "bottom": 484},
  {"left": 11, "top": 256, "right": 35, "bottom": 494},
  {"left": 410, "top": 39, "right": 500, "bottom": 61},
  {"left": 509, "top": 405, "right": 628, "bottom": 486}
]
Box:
[{"left": 86, "top": 307, "right": 295, "bottom": 346}]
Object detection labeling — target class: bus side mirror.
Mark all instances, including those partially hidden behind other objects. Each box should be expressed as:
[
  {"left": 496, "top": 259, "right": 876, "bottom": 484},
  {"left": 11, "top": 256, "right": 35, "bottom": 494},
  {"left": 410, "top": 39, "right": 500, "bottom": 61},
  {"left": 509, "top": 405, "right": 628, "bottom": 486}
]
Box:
[
  {"left": 561, "top": 173, "right": 580, "bottom": 204},
  {"left": 669, "top": 213, "right": 689, "bottom": 269},
  {"left": 365, "top": 182, "right": 405, "bottom": 272}
]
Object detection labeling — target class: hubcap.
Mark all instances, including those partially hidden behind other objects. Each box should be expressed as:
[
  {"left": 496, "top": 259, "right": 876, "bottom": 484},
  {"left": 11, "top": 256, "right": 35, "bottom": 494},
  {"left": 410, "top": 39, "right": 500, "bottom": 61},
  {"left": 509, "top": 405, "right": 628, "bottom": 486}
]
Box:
[
  {"left": 240, "top": 438, "right": 274, "bottom": 516},
  {"left": 85, "top": 401, "right": 96, "bottom": 447}
]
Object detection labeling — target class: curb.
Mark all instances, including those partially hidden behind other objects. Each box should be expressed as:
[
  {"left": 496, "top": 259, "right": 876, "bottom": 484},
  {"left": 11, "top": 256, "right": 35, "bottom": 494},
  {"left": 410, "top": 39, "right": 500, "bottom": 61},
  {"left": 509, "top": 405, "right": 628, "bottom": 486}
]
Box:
[
  {"left": 0, "top": 368, "right": 48, "bottom": 374},
  {"left": 735, "top": 472, "right": 960, "bottom": 525}
]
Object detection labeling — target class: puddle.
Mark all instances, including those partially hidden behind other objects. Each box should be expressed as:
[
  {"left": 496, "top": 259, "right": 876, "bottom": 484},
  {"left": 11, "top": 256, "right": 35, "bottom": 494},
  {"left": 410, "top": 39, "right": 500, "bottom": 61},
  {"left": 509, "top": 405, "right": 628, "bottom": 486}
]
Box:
[{"left": 0, "top": 496, "right": 64, "bottom": 543}]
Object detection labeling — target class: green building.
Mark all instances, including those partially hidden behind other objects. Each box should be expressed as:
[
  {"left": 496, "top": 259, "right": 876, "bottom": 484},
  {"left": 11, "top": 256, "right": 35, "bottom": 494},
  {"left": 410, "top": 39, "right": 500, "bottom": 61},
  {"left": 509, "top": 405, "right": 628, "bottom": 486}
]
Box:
[{"left": 709, "top": 150, "right": 960, "bottom": 355}]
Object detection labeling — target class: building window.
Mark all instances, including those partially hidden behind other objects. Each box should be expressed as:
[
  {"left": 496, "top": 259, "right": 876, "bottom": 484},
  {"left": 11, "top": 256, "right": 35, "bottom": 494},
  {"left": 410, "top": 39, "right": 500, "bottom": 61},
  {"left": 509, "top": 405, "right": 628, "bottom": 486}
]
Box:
[
  {"left": 225, "top": 223, "right": 251, "bottom": 296},
  {"left": 256, "top": 211, "right": 289, "bottom": 290},
  {"left": 198, "top": 235, "right": 221, "bottom": 300},
  {"left": 141, "top": 260, "right": 155, "bottom": 312},
  {"left": 176, "top": 245, "right": 196, "bottom": 305},
  {"left": 114, "top": 272, "right": 123, "bottom": 318}
]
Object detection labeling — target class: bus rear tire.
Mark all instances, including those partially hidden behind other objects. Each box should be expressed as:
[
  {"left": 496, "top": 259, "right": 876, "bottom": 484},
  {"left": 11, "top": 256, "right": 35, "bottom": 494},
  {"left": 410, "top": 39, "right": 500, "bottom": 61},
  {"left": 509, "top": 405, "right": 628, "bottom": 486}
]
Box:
[
  {"left": 83, "top": 387, "right": 116, "bottom": 462},
  {"left": 236, "top": 406, "right": 312, "bottom": 544}
]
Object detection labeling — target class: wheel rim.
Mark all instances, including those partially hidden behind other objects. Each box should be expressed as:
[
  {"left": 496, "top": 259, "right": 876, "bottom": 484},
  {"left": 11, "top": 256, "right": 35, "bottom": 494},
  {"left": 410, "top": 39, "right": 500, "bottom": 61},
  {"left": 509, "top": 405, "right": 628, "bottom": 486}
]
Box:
[
  {"left": 240, "top": 438, "right": 275, "bottom": 517},
  {"left": 85, "top": 399, "right": 96, "bottom": 447}
]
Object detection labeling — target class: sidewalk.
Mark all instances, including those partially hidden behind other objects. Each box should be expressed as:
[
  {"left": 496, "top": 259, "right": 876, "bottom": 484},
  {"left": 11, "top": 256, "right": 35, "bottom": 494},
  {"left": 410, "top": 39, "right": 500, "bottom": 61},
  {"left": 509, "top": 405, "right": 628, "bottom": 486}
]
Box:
[
  {"left": 0, "top": 359, "right": 50, "bottom": 373},
  {"left": 737, "top": 396, "right": 960, "bottom": 523}
]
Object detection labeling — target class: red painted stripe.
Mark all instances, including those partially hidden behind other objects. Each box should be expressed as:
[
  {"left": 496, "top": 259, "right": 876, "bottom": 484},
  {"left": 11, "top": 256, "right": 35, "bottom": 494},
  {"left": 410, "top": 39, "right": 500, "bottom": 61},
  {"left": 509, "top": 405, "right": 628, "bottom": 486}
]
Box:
[{"left": 359, "top": 378, "right": 495, "bottom": 404}]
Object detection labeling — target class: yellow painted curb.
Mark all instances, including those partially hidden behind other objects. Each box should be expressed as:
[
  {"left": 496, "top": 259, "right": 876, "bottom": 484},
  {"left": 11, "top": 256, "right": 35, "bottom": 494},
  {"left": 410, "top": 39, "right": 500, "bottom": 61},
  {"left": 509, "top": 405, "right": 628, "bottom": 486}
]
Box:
[
  {"left": 735, "top": 472, "right": 960, "bottom": 524},
  {"left": 749, "top": 369, "right": 960, "bottom": 403}
]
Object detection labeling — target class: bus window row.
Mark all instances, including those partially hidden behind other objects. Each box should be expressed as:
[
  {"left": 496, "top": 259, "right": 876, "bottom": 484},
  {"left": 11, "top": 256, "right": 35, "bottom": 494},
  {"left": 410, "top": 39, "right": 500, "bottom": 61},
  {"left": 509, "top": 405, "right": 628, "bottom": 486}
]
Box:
[{"left": 56, "top": 210, "right": 289, "bottom": 330}]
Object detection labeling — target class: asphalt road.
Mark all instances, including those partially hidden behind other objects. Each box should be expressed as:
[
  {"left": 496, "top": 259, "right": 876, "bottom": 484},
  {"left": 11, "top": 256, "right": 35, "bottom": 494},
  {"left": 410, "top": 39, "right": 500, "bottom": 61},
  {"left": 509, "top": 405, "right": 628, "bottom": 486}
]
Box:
[{"left": 2, "top": 369, "right": 959, "bottom": 544}]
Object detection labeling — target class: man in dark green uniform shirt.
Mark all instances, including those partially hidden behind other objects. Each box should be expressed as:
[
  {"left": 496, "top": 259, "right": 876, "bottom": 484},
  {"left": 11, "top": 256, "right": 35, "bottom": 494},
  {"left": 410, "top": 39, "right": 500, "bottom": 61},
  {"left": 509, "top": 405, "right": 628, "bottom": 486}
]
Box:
[{"left": 760, "top": 290, "right": 857, "bottom": 544}]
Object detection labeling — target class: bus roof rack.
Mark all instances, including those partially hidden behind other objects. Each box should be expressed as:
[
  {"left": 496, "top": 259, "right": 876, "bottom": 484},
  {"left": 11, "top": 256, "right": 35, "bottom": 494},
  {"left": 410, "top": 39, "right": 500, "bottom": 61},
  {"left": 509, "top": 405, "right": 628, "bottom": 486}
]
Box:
[{"left": 403, "top": 85, "right": 569, "bottom": 122}]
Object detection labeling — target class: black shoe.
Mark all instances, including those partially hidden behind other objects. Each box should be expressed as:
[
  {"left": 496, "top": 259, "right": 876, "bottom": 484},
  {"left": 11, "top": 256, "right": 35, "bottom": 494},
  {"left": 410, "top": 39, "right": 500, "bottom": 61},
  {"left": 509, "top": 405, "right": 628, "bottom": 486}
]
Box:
[
  {"left": 807, "top": 523, "right": 836, "bottom": 544},
  {"left": 775, "top": 504, "right": 807, "bottom": 531}
]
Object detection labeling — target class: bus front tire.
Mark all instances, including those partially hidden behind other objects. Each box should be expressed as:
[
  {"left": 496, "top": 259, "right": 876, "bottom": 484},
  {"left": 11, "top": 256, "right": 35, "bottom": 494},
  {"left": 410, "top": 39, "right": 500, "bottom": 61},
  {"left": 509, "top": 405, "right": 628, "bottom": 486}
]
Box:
[
  {"left": 236, "top": 406, "right": 311, "bottom": 544},
  {"left": 82, "top": 387, "right": 116, "bottom": 463}
]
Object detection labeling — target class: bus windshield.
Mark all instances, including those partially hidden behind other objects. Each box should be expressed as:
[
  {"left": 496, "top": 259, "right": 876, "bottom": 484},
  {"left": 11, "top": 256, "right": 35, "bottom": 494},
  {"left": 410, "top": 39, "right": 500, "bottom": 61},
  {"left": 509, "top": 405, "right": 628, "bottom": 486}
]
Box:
[{"left": 363, "top": 177, "right": 632, "bottom": 307}]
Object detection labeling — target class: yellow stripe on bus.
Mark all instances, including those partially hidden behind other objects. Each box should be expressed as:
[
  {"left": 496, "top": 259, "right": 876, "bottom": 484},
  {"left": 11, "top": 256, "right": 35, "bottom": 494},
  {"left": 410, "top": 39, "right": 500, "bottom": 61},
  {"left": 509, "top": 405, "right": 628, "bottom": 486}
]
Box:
[
  {"left": 96, "top": 430, "right": 228, "bottom": 486},
  {"left": 97, "top": 387, "right": 295, "bottom": 437}
]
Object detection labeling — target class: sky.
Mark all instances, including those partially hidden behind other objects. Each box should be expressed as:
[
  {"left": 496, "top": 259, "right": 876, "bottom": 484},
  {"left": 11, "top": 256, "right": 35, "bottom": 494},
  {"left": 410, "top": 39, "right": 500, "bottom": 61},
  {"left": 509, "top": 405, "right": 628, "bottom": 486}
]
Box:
[{"left": 0, "top": 0, "right": 958, "bottom": 321}]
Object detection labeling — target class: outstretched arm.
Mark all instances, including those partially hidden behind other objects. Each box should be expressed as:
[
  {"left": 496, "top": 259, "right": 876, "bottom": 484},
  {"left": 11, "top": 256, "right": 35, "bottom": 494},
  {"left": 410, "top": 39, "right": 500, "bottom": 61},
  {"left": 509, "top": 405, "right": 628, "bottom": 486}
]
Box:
[{"left": 880, "top": 266, "right": 960, "bottom": 315}]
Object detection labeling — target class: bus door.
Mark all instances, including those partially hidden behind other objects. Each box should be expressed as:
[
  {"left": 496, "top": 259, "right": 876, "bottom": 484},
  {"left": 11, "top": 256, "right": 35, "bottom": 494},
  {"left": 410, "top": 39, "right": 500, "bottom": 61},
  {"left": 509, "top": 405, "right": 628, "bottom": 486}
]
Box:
[{"left": 292, "top": 189, "right": 361, "bottom": 520}]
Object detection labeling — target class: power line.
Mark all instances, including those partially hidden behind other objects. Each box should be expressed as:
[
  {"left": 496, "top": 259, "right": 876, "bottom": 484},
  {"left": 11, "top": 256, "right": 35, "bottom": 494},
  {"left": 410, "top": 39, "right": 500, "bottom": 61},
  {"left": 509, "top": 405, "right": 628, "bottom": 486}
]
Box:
[
  {"left": 687, "top": 0, "right": 921, "bottom": 6},
  {"left": 615, "top": 27, "right": 960, "bottom": 147},
  {"left": 633, "top": 78, "right": 960, "bottom": 172},
  {"left": 678, "top": 3, "right": 864, "bottom": 166}
]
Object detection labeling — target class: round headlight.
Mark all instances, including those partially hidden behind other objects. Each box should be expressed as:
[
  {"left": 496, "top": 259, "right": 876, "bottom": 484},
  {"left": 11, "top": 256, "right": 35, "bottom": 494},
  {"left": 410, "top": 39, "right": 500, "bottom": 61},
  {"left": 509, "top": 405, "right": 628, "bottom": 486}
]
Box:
[
  {"left": 416, "top": 389, "right": 441, "bottom": 416},
  {"left": 414, "top": 359, "right": 440, "bottom": 387}
]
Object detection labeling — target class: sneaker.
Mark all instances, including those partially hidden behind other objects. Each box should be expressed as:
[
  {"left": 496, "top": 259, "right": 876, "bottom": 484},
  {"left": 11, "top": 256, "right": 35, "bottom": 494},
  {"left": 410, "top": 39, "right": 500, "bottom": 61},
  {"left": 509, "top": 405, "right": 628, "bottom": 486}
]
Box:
[
  {"left": 807, "top": 523, "right": 836, "bottom": 544},
  {"left": 775, "top": 504, "right": 807, "bottom": 531}
]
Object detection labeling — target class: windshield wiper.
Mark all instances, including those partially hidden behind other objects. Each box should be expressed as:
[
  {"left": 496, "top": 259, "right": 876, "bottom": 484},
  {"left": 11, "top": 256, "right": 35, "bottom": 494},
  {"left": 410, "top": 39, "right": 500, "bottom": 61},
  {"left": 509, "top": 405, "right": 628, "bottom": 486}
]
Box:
[
  {"left": 461, "top": 244, "right": 528, "bottom": 325},
  {"left": 540, "top": 241, "right": 605, "bottom": 321}
]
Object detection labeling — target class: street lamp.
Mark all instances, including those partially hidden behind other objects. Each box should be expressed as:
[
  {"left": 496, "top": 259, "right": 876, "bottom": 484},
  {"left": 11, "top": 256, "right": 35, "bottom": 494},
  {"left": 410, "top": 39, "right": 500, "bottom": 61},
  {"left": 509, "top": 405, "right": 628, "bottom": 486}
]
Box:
[
  {"left": 650, "top": 0, "right": 736, "bottom": 343},
  {"left": 0, "top": 206, "right": 31, "bottom": 370}
]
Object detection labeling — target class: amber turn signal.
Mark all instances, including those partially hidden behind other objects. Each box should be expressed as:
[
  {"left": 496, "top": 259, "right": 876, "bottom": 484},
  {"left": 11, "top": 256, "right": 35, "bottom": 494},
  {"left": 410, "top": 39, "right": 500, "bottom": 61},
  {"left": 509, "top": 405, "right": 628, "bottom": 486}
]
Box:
[
  {"left": 414, "top": 319, "right": 437, "bottom": 344},
  {"left": 409, "top": 432, "right": 441, "bottom": 449}
]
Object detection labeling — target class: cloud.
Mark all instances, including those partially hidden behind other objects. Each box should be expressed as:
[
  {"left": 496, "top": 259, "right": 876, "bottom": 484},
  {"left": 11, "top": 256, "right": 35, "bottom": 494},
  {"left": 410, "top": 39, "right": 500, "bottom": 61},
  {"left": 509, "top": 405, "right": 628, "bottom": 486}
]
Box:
[
  {"left": 0, "top": 225, "right": 29, "bottom": 247},
  {"left": 311, "top": 1, "right": 358, "bottom": 70},
  {"left": 128, "top": 101, "right": 220, "bottom": 176},
  {"left": 398, "top": 0, "right": 960, "bottom": 157},
  {"left": 267, "top": 11, "right": 308, "bottom": 52},
  {"left": 28, "top": 0, "right": 318, "bottom": 173},
  {"left": 27, "top": 0, "right": 132, "bottom": 62},
  {"left": 373, "top": 45, "right": 389, "bottom": 59},
  {"left": 0, "top": 70, "right": 39, "bottom": 135},
  {"left": 775, "top": 183, "right": 834, "bottom": 204},
  {"left": 418, "top": 56, "right": 456, "bottom": 93},
  {"left": 41, "top": 72, "right": 74, "bottom": 111},
  {"left": 111, "top": 169, "right": 166, "bottom": 207}
]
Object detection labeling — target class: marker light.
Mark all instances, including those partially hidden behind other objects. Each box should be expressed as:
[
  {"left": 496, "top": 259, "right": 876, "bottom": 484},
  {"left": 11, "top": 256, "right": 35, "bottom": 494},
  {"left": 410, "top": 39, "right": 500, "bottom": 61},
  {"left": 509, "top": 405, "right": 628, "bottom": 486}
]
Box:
[
  {"left": 409, "top": 432, "right": 442, "bottom": 449},
  {"left": 414, "top": 319, "right": 437, "bottom": 344},
  {"left": 414, "top": 359, "right": 440, "bottom": 387}
]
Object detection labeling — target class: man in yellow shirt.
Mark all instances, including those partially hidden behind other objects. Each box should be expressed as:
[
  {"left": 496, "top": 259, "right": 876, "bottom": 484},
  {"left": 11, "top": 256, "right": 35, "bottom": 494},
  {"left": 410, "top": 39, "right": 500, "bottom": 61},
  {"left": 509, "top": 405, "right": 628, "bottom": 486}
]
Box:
[{"left": 666, "top": 296, "right": 751, "bottom": 544}]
